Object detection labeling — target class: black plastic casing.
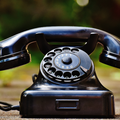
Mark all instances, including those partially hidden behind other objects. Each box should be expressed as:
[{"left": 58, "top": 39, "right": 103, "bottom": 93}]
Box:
[
  {"left": 20, "top": 89, "right": 114, "bottom": 118},
  {"left": 0, "top": 26, "right": 117, "bottom": 118},
  {"left": 20, "top": 63, "right": 115, "bottom": 118},
  {"left": 20, "top": 47, "right": 115, "bottom": 118}
]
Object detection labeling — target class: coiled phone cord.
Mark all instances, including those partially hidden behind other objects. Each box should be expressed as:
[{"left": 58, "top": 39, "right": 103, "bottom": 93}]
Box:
[{"left": 0, "top": 101, "right": 19, "bottom": 111}]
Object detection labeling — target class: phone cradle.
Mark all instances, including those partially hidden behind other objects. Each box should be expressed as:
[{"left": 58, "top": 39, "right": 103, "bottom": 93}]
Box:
[{"left": 20, "top": 47, "right": 115, "bottom": 118}]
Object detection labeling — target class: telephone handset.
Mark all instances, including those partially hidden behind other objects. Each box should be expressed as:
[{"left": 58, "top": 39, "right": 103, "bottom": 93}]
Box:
[{"left": 0, "top": 26, "right": 119, "bottom": 117}]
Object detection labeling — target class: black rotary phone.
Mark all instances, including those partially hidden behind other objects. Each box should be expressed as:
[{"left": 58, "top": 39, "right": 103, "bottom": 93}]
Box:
[{"left": 0, "top": 26, "right": 120, "bottom": 118}]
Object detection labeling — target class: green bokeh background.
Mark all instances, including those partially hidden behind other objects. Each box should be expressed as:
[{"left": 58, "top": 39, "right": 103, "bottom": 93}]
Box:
[{"left": 0, "top": 0, "right": 120, "bottom": 86}]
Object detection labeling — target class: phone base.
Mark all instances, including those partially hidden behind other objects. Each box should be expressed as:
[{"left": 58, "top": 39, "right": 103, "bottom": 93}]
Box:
[{"left": 20, "top": 90, "right": 115, "bottom": 118}]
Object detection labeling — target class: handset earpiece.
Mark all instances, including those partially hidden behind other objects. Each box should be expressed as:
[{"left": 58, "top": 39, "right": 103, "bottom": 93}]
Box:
[{"left": 99, "top": 35, "right": 120, "bottom": 68}]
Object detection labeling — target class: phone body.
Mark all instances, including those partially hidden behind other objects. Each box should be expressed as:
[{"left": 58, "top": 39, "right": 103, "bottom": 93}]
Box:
[{"left": 0, "top": 26, "right": 119, "bottom": 118}]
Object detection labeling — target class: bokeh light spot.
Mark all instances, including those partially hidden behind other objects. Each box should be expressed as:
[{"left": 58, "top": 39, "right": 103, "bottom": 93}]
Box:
[{"left": 76, "top": 0, "right": 89, "bottom": 7}]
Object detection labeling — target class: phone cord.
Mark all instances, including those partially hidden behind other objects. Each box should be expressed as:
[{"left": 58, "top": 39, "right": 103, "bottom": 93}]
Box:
[{"left": 0, "top": 101, "right": 19, "bottom": 111}]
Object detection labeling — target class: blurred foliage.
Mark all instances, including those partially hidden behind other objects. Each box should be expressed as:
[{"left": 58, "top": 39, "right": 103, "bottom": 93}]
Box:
[
  {"left": 0, "top": 69, "right": 15, "bottom": 87},
  {"left": 1, "top": 0, "right": 120, "bottom": 85},
  {"left": 0, "top": 0, "right": 120, "bottom": 39},
  {"left": 0, "top": 64, "right": 39, "bottom": 87}
]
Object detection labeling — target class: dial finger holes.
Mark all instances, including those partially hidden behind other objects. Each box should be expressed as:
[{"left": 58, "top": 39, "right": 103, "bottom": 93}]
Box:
[
  {"left": 55, "top": 71, "right": 63, "bottom": 77},
  {"left": 44, "top": 63, "right": 52, "bottom": 68},
  {"left": 54, "top": 49, "right": 62, "bottom": 53},
  {"left": 63, "top": 47, "right": 70, "bottom": 52},
  {"left": 48, "top": 67, "right": 56, "bottom": 74},
  {"left": 47, "top": 52, "right": 55, "bottom": 57},
  {"left": 44, "top": 57, "right": 52, "bottom": 62},
  {"left": 71, "top": 48, "right": 79, "bottom": 53},
  {"left": 64, "top": 72, "right": 71, "bottom": 79},
  {"left": 72, "top": 71, "right": 80, "bottom": 77}
]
